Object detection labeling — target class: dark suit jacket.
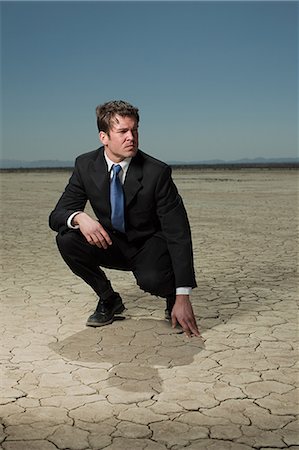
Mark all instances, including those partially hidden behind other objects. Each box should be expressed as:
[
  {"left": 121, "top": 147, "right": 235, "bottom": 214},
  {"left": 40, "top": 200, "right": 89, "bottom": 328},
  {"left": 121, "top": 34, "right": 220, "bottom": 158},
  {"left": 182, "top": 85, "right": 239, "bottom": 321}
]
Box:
[{"left": 49, "top": 147, "right": 196, "bottom": 288}]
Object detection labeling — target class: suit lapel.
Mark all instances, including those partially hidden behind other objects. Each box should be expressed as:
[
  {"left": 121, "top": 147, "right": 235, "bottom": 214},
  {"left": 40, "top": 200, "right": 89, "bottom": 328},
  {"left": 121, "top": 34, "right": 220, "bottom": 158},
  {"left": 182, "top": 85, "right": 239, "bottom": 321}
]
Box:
[
  {"left": 124, "top": 151, "right": 143, "bottom": 207},
  {"left": 89, "top": 148, "right": 111, "bottom": 219}
]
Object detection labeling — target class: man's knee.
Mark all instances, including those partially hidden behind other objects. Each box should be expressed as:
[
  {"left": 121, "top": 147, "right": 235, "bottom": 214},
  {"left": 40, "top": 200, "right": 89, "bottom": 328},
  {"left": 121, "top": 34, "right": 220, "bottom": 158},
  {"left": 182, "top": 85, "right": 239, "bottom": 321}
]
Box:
[
  {"left": 136, "top": 267, "right": 175, "bottom": 296},
  {"left": 56, "top": 230, "right": 82, "bottom": 255}
]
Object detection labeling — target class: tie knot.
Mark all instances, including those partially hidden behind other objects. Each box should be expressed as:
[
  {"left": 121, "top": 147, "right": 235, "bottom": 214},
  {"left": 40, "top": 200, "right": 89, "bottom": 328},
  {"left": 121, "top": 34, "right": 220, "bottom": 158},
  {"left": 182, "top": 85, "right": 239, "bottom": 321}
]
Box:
[{"left": 112, "top": 164, "right": 122, "bottom": 175}]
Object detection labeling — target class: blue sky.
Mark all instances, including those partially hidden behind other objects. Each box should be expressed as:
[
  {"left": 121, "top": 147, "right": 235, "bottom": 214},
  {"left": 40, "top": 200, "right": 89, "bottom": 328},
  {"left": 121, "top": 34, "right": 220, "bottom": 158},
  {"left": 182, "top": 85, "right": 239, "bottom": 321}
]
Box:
[{"left": 1, "top": 1, "right": 298, "bottom": 163}]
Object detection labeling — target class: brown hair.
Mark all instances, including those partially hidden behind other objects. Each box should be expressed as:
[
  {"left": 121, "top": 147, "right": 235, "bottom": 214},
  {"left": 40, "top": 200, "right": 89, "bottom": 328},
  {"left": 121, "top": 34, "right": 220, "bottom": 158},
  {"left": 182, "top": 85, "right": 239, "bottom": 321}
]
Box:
[{"left": 96, "top": 100, "right": 139, "bottom": 134}]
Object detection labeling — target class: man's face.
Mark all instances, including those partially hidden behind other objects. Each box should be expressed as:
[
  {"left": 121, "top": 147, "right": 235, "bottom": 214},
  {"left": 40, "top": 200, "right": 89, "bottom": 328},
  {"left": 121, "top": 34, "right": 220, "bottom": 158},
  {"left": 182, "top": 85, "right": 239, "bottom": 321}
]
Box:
[{"left": 100, "top": 114, "right": 139, "bottom": 162}]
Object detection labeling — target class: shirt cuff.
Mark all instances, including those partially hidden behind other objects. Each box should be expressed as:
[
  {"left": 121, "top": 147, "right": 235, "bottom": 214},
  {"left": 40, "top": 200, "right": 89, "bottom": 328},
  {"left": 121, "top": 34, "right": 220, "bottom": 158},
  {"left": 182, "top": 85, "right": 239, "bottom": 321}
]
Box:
[
  {"left": 176, "top": 287, "right": 192, "bottom": 295},
  {"left": 67, "top": 211, "right": 82, "bottom": 229}
]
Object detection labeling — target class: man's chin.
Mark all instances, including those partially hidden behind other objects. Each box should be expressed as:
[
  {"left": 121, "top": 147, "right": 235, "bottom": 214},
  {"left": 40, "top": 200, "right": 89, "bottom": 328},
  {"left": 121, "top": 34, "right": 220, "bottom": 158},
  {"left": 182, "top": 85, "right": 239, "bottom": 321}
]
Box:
[{"left": 125, "top": 148, "right": 138, "bottom": 157}]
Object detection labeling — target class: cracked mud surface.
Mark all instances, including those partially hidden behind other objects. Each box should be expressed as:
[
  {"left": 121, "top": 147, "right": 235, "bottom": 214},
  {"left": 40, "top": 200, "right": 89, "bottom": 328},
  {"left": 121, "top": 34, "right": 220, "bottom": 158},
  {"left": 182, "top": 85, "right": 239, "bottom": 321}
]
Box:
[{"left": 0, "top": 169, "right": 298, "bottom": 449}]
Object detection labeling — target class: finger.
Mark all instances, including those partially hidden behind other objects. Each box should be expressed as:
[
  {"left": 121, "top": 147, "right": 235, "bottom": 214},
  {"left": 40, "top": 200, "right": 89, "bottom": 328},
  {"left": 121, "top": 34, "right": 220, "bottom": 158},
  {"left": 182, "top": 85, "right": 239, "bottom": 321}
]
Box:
[
  {"left": 186, "top": 319, "right": 201, "bottom": 337},
  {"left": 92, "top": 231, "right": 109, "bottom": 249},
  {"left": 97, "top": 227, "right": 112, "bottom": 245},
  {"left": 184, "top": 328, "right": 192, "bottom": 338},
  {"left": 176, "top": 318, "right": 190, "bottom": 337},
  {"left": 86, "top": 235, "right": 96, "bottom": 245},
  {"left": 171, "top": 315, "right": 177, "bottom": 329},
  {"left": 180, "top": 316, "right": 199, "bottom": 337},
  {"left": 96, "top": 232, "right": 111, "bottom": 249},
  {"left": 95, "top": 234, "right": 108, "bottom": 249},
  {"left": 190, "top": 327, "right": 201, "bottom": 337}
]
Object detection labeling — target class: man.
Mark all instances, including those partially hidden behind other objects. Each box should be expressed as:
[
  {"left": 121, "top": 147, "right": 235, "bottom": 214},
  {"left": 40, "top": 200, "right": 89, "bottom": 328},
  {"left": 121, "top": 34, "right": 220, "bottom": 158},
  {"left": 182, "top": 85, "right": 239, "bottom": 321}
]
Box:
[{"left": 49, "top": 100, "right": 200, "bottom": 337}]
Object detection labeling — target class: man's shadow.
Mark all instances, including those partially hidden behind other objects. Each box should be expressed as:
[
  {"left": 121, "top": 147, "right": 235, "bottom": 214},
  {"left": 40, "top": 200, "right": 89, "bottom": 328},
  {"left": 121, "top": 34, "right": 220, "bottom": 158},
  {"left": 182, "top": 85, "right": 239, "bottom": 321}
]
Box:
[{"left": 49, "top": 318, "right": 204, "bottom": 396}]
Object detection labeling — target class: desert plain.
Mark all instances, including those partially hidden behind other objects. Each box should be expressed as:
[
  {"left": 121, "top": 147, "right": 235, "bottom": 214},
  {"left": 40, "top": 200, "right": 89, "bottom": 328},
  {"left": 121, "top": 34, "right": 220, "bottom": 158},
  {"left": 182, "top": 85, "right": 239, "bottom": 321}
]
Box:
[{"left": 0, "top": 168, "right": 298, "bottom": 450}]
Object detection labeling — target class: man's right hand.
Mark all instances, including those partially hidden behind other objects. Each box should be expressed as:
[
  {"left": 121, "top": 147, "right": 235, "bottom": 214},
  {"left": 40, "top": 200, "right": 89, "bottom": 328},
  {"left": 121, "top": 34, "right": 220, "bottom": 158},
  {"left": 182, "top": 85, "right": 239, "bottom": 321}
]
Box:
[{"left": 73, "top": 212, "right": 112, "bottom": 249}]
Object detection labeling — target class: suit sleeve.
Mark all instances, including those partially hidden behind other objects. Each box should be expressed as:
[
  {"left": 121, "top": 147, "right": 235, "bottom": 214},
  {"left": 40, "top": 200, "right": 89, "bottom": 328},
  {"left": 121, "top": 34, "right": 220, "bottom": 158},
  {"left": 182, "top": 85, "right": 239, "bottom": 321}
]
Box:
[
  {"left": 155, "top": 166, "right": 197, "bottom": 289},
  {"left": 49, "top": 158, "right": 88, "bottom": 233}
]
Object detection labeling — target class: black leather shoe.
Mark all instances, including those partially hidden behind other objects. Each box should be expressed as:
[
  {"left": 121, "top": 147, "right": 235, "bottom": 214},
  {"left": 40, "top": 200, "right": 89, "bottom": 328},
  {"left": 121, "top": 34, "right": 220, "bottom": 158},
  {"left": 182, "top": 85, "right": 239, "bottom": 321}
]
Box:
[
  {"left": 165, "top": 296, "right": 175, "bottom": 320},
  {"left": 86, "top": 293, "right": 125, "bottom": 327}
]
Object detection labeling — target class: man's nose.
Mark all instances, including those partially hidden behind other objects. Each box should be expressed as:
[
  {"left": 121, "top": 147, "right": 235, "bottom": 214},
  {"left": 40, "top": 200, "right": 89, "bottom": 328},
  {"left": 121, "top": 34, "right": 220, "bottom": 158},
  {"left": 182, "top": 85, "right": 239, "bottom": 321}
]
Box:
[{"left": 126, "top": 130, "right": 134, "bottom": 140}]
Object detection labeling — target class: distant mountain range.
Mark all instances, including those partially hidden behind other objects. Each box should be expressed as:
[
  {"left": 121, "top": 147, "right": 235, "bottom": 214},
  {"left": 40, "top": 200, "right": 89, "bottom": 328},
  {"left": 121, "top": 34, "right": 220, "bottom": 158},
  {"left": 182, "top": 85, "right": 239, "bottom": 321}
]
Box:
[
  {"left": 0, "top": 156, "right": 298, "bottom": 169},
  {"left": 167, "top": 157, "right": 299, "bottom": 165},
  {"left": 0, "top": 159, "right": 74, "bottom": 169}
]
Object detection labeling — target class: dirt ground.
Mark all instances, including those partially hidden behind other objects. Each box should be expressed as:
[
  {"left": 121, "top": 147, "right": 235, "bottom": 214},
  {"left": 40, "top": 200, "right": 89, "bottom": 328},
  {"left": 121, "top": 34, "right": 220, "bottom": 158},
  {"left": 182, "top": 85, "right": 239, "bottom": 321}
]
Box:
[{"left": 0, "top": 168, "right": 298, "bottom": 450}]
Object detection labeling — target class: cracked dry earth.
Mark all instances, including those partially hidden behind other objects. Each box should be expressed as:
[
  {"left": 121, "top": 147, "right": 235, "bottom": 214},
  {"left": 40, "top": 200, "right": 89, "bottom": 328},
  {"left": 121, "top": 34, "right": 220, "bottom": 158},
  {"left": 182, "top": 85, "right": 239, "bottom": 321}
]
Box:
[{"left": 0, "top": 168, "right": 298, "bottom": 450}]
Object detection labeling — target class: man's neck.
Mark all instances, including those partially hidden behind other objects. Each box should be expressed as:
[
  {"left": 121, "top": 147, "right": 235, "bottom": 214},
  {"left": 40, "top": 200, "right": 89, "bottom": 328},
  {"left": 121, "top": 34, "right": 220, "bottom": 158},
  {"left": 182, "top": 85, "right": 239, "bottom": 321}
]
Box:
[{"left": 104, "top": 151, "right": 132, "bottom": 170}]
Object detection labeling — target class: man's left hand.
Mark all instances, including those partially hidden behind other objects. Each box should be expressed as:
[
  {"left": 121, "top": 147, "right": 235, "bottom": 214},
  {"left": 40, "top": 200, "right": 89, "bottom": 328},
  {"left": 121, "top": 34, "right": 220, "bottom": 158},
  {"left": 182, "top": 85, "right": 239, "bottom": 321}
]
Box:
[{"left": 171, "top": 295, "right": 201, "bottom": 338}]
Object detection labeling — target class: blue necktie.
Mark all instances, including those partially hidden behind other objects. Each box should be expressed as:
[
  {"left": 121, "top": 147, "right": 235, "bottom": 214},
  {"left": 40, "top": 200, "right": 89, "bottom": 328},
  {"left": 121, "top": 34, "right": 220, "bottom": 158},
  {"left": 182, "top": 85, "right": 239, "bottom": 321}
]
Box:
[{"left": 110, "top": 164, "right": 125, "bottom": 232}]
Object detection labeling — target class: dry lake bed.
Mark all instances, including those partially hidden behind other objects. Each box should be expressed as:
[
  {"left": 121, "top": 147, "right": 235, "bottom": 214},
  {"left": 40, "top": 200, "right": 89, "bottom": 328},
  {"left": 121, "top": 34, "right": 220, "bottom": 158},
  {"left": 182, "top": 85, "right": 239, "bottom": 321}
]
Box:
[{"left": 0, "top": 168, "right": 298, "bottom": 450}]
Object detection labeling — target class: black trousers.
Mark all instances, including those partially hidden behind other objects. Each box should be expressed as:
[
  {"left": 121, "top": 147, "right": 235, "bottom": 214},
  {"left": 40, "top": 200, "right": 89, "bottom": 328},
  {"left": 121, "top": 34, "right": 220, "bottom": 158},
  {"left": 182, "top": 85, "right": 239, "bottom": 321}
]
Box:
[{"left": 56, "top": 230, "right": 176, "bottom": 301}]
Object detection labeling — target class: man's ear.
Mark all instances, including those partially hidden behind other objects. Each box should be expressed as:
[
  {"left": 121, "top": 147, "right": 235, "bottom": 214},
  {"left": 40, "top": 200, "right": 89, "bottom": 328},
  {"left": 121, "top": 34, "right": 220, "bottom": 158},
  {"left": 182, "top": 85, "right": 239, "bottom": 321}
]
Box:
[{"left": 99, "top": 131, "right": 108, "bottom": 144}]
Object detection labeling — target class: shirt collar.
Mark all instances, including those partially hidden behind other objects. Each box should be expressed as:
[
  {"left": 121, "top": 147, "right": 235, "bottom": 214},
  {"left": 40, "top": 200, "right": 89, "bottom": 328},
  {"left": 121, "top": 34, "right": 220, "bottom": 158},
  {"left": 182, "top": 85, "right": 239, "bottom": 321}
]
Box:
[{"left": 104, "top": 151, "right": 132, "bottom": 173}]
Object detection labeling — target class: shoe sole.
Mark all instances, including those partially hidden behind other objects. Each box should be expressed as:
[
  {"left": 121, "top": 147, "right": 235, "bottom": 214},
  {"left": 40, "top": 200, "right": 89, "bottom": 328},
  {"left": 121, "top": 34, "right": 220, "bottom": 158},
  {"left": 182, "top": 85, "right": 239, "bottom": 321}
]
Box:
[{"left": 86, "top": 304, "right": 126, "bottom": 327}]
